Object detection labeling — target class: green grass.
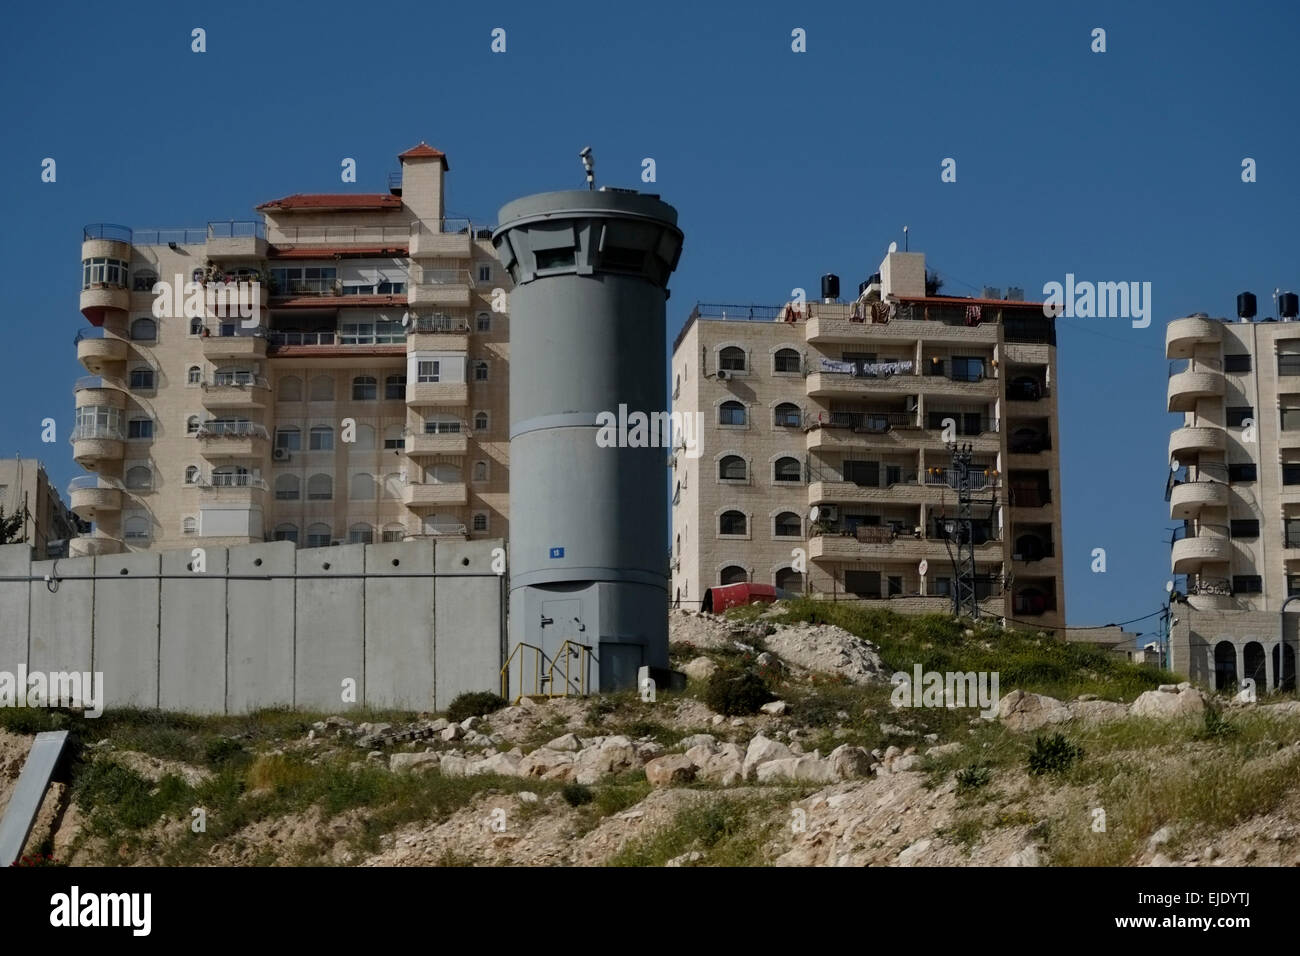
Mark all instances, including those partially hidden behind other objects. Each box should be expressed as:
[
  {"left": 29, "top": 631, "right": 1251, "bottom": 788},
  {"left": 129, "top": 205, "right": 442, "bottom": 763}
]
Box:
[{"left": 606, "top": 794, "right": 787, "bottom": 867}]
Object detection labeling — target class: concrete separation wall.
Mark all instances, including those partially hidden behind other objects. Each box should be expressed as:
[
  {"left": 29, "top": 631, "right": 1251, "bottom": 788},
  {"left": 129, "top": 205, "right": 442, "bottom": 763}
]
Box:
[{"left": 0, "top": 538, "right": 504, "bottom": 715}]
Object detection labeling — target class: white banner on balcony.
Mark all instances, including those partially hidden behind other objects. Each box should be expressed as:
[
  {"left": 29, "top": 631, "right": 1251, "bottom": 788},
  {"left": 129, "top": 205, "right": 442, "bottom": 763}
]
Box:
[{"left": 818, "top": 358, "right": 913, "bottom": 376}]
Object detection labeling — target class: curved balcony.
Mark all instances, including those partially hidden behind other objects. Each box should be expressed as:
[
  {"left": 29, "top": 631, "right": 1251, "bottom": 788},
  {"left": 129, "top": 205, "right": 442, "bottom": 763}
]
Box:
[
  {"left": 79, "top": 283, "right": 131, "bottom": 323},
  {"left": 68, "top": 535, "right": 124, "bottom": 558},
  {"left": 1168, "top": 424, "right": 1225, "bottom": 461},
  {"left": 1165, "top": 315, "right": 1221, "bottom": 359},
  {"left": 1170, "top": 525, "right": 1231, "bottom": 573},
  {"left": 1168, "top": 479, "right": 1229, "bottom": 519},
  {"left": 74, "top": 375, "right": 128, "bottom": 410},
  {"left": 1167, "top": 360, "right": 1223, "bottom": 413},
  {"left": 75, "top": 329, "right": 128, "bottom": 372},
  {"left": 201, "top": 328, "right": 268, "bottom": 360},
  {"left": 70, "top": 424, "right": 126, "bottom": 468},
  {"left": 67, "top": 475, "right": 123, "bottom": 518},
  {"left": 1186, "top": 576, "right": 1234, "bottom": 611}
]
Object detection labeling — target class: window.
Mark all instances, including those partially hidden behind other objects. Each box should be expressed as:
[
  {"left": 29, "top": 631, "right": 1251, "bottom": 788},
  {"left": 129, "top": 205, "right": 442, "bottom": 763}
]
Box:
[
  {"left": 775, "top": 568, "right": 803, "bottom": 591},
  {"left": 1224, "top": 354, "right": 1252, "bottom": 372},
  {"left": 418, "top": 360, "right": 440, "bottom": 383},
  {"left": 472, "top": 512, "right": 488, "bottom": 532},
  {"left": 774, "top": 403, "right": 801, "bottom": 427},
  {"left": 383, "top": 425, "right": 404, "bottom": 449},
  {"left": 478, "top": 265, "right": 492, "bottom": 282},
  {"left": 309, "top": 426, "right": 334, "bottom": 451},
  {"left": 774, "top": 512, "right": 801, "bottom": 537},
  {"left": 1230, "top": 519, "right": 1260, "bottom": 538},
  {"left": 1280, "top": 354, "right": 1300, "bottom": 376},
  {"left": 718, "top": 455, "right": 747, "bottom": 481},
  {"left": 774, "top": 349, "right": 801, "bottom": 373},
  {"left": 274, "top": 524, "right": 299, "bottom": 543},
  {"left": 1232, "top": 575, "right": 1263, "bottom": 594},
  {"left": 350, "top": 473, "right": 376, "bottom": 500},
  {"left": 276, "top": 427, "right": 301, "bottom": 451},
  {"left": 275, "top": 475, "right": 300, "bottom": 500},
  {"left": 339, "top": 320, "right": 405, "bottom": 345},
  {"left": 950, "top": 356, "right": 985, "bottom": 382},
  {"left": 123, "top": 516, "right": 150, "bottom": 541},
  {"left": 82, "top": 257, "right": 128, "bottom": 289},
  {"left": 773, "top": 457, "right": 801, "bottom": 482},
  {"left": 1283, "top": 407, "right": 1300, "bottom": 431},
  {"left": 186, "top": 416, "right": 201, "bottom": 435},
  {"left": 305, "top": 523, "right": 331, "bottom": 548},
  {"left": 125, "top": 466, "right": 152, "bottom": 489},
  {"left": 307, "top": 474, "right": 333, "bottom": 500},
  {"left": 1229, "top": 463, "right": 1257, "bottom": 483},
  {"left": 187, "top": 366, "right": 201, "bottom": 385},
  {"left": 424, "top": 418, "right": 461, "bottom": 434},
  {"left": 473, "top": 361, "right": 489, "bottom": 382},
  {"left": 182, "top": 516, "right": 197, "bottom": 535},
  {"left": 1226, "top": 406, "right": 1254, "bottom": 427},
  {"left": 1284, "top": 464, "right": 1300, "bottom": 486},
  {"left": 309, "top": 375, "right": 334, "bottom": 401},
  {"left": 271, "top": 266, "right": 337, "bottom": 295},
  {"left": 129, "top": 368, "right": 155, "bottom": 390},
  {"left": 382, "top": 525, "right": 405, "bottom": 543},
  {"left": 474, "top": 411, "right": 489, "bottom": 431},
  {"left": 719, "top": 347, "right": 746, "bottom": 371},
  {"left": 130, "top": 318, "right": 157, "bottom": 341},
  {"left": 720, "top": 565, "right": 748, "bottom": 585},
  {"left": 385, "top": 375, "right": 406, "bottom": 399},
  {"left": 473, "top": 461, "right": 488, "bottom": 482},
  {"left": 352, "top": 376, "right": 377, "bottom": 400},
  {"left": 184, "top": 465, "right": 199, "bottom": 484},
  {"left": 476, "top": 312, "right": 491, "bottom": 332},
  {"left": 278, "top": 376, "right": 303, "bottom": 401},
  {"left": 128, "top": 418, "right": 153, "bottom": 439},
  {"left": 719, "top": 510, "right": 747, "bottom": 535},
  {"left": 719, "top": 401, "right": 746, "bottom": 426},
  {"left": 189, "top": 317, "right": 204, "bottom": 335},
  {"left": 348, "top": 523, "right": 375, "bottom": 544}
]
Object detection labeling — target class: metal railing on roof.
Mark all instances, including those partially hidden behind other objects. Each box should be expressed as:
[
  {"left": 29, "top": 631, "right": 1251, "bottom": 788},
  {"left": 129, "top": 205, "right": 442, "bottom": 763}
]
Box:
[
  {"left": 83, "top": 224, "right": 132, "bottom": 243},
  {"left": 270, "top": 225, "right": 410, "bottom": 245},
  {"left": 410, "top": 219, "right": 474, "bottom": 236},
  {"left": 132, "top": 227, "right": 209, "bottom": 246},
  {"left": 207, "top": 220, "right": 266, "bottom": 240}
]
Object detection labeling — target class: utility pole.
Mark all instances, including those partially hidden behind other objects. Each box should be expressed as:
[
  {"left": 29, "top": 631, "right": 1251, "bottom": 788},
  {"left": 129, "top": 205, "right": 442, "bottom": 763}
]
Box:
[{"left": 946, "top": 442, "right": 983, "bottom": 619}]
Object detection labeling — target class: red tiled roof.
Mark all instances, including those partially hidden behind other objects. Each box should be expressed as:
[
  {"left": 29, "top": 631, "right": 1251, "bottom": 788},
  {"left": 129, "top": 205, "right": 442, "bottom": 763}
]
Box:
[
  {"left": 268, "top": 246, "right": 408, "bottom": 259},
  {"left": 256, "top": 194, "right": 403, "bottom": 212},
  {"left": 398, "top": 142, "right": 449, "bottom": 168}
]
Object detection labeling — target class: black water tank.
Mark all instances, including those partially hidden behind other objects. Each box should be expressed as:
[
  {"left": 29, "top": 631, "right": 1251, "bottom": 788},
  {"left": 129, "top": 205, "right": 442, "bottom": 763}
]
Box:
[
  {"left": 858, "top": 280, "right": 871, "bottom": 296},
  {"left": 821, "top": 274, "right": 840, "bottom": 301},
  {"left": 1237, "top": 292, "right": 1257, "bottom": 319},
  {"left": 1281, "top": 292, "right": 1299, "bottom": 320}
]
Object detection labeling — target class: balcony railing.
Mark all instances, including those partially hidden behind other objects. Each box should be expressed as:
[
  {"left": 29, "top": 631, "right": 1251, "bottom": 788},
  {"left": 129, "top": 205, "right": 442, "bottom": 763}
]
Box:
[
  {"left": 132, "top": 227, "right": 209, "bottom": 246},
  {"left": 805, "top": 410, "right": 920, "bottom": 432},
  {"left": 808, "top": 462, "right": 920, "bottom": 486},
  {"left": 83, "top": 223, "right": 132, "bottom": 243},
  {"left": 207, "top": 220, "right": 266, "bottom": 240},
  {"left": 411, "top": 268, "right": 475, "bottom": 287},
  {"left": 70, "top": 424, "right": 125, "bottom": 442},
  {"left": 67, "top": 475, "right": 121, "bottom": 493},
  {"left": 271, "top": 225, "right": 410, "bottom": 244},
  {"left": 410, "top": 314, "right": 470, "bottom": 333},
  {"left": 410, "top": 219, "right": 474, "bottom": 236},
  {"left": 1007, "top": 380, "right": 1048, "bottom": 401},
  {"left": 277, "top": 278, "right": 343, "bottom": 297},
  {"left": 1169, "top": 357, "right": 1222, "bottom": 376},
  {"left": 924, "top": 468, "right": 999, "bottom": 490},
  {"left": 75, "top": 375, "right": 109, "bottom": 391},
  {"left": 267, "top": 330, "right": 336, "bottom": 346},
  {"left": 1170, "top": 523, "right": 1230, "bottom": 543},
  {"left": 925, "top": 416, "right": 1000, "bottom": 435},
  {"left": 202, "top": 375, "right": 270, "bottom": 390},
  {"left": 198, "top": 474, "right": 268, "bottom": 490},
  {"left": 195, "top": 421, "right": 269, "bottom": 439}
]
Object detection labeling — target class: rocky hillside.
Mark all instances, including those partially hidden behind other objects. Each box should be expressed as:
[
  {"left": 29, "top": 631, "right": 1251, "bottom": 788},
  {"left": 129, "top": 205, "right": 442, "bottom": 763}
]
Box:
[{"left": 6, "top": 600, "right": 1300, "bottom": 867}]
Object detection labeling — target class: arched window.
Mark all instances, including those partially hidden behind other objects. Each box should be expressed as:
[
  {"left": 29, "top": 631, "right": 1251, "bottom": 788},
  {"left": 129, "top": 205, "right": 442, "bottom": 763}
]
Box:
[
  {"left": 719, "top": 346, "right": 746, "bottom": 371},
  {"left": 275, "top": 475, "right": 300, "bottom": 500},
  {"left": 350, "top": 424, "right": 376, "bottom": 450},
  {"left": 350, "top": 473, "right": 376, "bottom": 500},
  {"left": 182, "top": 516, "right": 198, "bottom": 535},
  {"left": 187, "top": 366, "right": 202, "bottom": 385},
  {"left": 720, "top": 565, "right": 748, "bottom": 585},
  {"left": 125, "top": 466, "right": 152, "bottom": 489},
  {"left": 473, "top": 360, "right": 489, "bottom": 381},
  {"left": 474, "top": 411, "right": 489, "bottom": 432},
  {"left": 305, "top": 523, "right": 331, "bottom": 548},
  {"left": 309, "top": 375, "right": 334, "bottom": 401},
  {"left": 307, "top": 474, "right": 333, "bottom": 500},
  {"left": 774, "top": 512, "right": 802, "bottom": 537},
  {"left": 476, "top": 312, "right": 491, "bottom": 332},
  {"left": 382, "top": 523, "right": 406, "bottom": 542},
  {"left": 473, "top": 461, "right": 488, "bottom": 482},
  {"left": 124, "top": 516, "right": 150, "bottom": 540},
  {"left": 274, "top": 523, "right": 299, "bottom": 543},
  {"left": 186, "top": 415, "right": 201, "bottom": 435},
  {"left": 184, "top": 465, "right": 199, "bottom": 485},
  {"left": 774, "top": 402, "right": 801, "bottom": 427},
  {"left": 719, "top": 401, "right": 746, "bottom": 426},
  {"left": 428, "top": 463, "right": 462, "bottom": 484},
  {"left": 278, "top": 375, "right": 303, "bottom": 401},
  {"left": 382, "top": 473, "right": 403, "bottom": 499},
  {"left": 276, "top": 426, "right": 301, "bottom": 451},
  {"left": 718, "top": 455, "right": 747, "bottom": 481},
  {"left": 774, "top": 348, "right": 801, "bottom": 373},
  {"left": 775, "top": 568, "right": 803, "bottom": 591},
  {"left": 719, "top": 510, "right": 747, "bottom": 535},
  {"left": 774, "top": 457, "right": 801, "bottom": 482},
  {"left": 348, "top": 523, "right": 374, "bottom": 544},
  {"left": 472, "top": 513, "right": 488, "bottom": 531},
  {"left": 130, "top": 317, "right": 157, "bottom": 341},
  {"left": 352, "top": 376, "right": 377, "bottom": 400},
  {"left": 309, "top": 426, "right": 334, "bottom": 451}
]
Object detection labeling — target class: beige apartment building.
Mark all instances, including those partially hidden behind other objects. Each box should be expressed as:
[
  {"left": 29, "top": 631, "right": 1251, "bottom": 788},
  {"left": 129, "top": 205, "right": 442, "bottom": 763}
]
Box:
[
  {"left": 70, "top": 141, "right": 509, "bottom": 555},
  {"left": 671, "top": 248, "right": 1066, "bottom": 632},
  {"left": 1165, "top": 299, "right": 1300, "bottom": 691},
  {"left": 0, "top": 458, "right": 82, "bottom": 558}
]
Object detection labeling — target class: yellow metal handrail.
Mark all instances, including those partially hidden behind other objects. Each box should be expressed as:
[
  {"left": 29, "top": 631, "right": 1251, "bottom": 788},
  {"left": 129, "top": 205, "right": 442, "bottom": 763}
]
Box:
[
  {"left": 547, "top": 640, "right": 594, "bottom": 698},
  {"left": 500, "top": 642, "right": 546, "bottom": 703}
]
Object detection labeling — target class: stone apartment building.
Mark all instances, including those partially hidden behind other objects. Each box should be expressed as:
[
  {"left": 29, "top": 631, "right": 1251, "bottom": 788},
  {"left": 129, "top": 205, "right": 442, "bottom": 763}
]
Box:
[
  {"left": 70, "top": 142, "right": 509, "bottom": 555},
  {"left": 670, "top": 247, "right": 1066, "bottom": 632},
  {"left": 0, "top": 458, "right": 82, "bottom": 558},
  {"left": 1165, "top": 295, "right": 1300, "bottom": 691}
]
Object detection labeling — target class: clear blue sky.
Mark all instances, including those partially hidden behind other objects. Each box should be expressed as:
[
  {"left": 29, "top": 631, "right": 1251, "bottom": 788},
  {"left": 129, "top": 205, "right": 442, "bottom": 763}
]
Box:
[{"left": 2, "top": 0, "right": 1296, "bottom": 634}]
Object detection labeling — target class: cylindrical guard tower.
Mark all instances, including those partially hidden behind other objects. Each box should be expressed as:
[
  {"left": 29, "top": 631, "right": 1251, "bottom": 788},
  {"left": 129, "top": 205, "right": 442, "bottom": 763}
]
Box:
[{"left": 493, "top": 188, "right": 684, "bottom": 693}]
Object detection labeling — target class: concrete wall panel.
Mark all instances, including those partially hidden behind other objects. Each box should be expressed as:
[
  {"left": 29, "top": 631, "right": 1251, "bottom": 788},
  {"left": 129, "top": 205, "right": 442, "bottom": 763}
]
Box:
[
  {"left": 28, "top": 556, "right": 93, "bottom": 677},
  {"left": 435, "top": 538, "right": 504, "bottom": 706},
  {"left": 0, "top": 545, "right": 31, "bottom": 675},
  {"left": 159, "top": 547, "right": 228, "bottom": 713},
  {"left": 295, "top": 544, "right": 365, "bottom": 711},
  {"left": 365, "top": 541, "right": 436, "bottom": 711},
  {"left": 227, "top": 542, "right": 294, "bottom": 713},
  {"left": 94, "top": 551, "right": 160, "bottom": 709}
]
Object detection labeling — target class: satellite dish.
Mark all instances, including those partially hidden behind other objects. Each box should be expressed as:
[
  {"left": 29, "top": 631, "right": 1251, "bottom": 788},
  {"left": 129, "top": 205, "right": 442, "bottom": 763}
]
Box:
[
  {"left": 1166, "top": 580, "right": 1174, "bottom": 593},
  {"left": 918, "top": 559, "right": 929, "bottom": 576},
  {"left": 1170, "top": 459, "right": 1180, "bottom": 472},
  {"left": 888, "top": 241, "right": 898, "bottom": 254},
  {"left": 808, "top": 506, "right": 820, "bottom": 522}
]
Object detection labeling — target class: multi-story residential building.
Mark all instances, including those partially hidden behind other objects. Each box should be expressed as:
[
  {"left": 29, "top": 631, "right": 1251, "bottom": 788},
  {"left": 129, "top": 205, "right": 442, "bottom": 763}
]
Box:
[
  {"left": 1165, "top": 295, "right": 1300, "bottom": 692},
  {"left": 0, "top": 457, "right": 82, "bottom": 558},
  {"left": 71, "top": 141, "right": 509, "bottom": 556},
  {"left": 671, "top": 247, "right": 1065, "bottom": 632}
]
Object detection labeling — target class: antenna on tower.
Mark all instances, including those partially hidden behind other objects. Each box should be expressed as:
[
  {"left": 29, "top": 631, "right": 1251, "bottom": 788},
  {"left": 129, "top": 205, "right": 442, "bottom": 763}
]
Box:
[
  {"left": 580, "top": 146, "right": 595, "bottom": 190},
  {"left": 903, "top": 226, "right": 909, "bottom": 252},
  {"left": 941, "top": 441, "right": 998, "bottom": 620}
]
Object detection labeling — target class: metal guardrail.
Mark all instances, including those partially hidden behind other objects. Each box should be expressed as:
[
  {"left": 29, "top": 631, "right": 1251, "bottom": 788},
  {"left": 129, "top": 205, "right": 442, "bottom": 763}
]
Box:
[
  {"left": 69, "top": 424, "right": 125, "bottom": 442},
  {"left": 195, "top": 421, "right": 269, "bottom": 439},
  {"left": 410, "top": 219, "right": 473, "bottom": 236},
  {"left": 207, "top": 220, "right": 266, "bottom": 240},
  {"left": 199, "top": 474, "right": 268, "bottom": 490},
  {"left": 1170, "top": 523, "right": 1230, "bottom": 543},
  {"left": 203, "top": 375, "right": 270, "bottom": 390},
  {"left": 67, "top": 475, "right": 121, "bottom": 493},
  {"left": 267, "top": 331, "right": 336, "bottom": 346},
  {"left": 411, "top": 267, "right": 474, "bottom": 287},
  {"left": 270, "top": 225, "right": 410, "bottom": 244},
  {"left": 132, "top": 228, "right": 208, "bottom": 246},
  {"left": 82, "top": 223, "right": 132, "bottom": 242},
  {"left": 409, "top": 314, "right": 469, "bottom": 333}
]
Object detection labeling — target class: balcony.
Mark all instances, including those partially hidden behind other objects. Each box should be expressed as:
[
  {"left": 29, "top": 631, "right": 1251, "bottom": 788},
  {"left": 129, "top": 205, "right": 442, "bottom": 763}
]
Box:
[
  {"left": 196, "top": 474, "right": 268, "bottom": 501},
  {"left": 409, "top": 220, "right": 474, "bottom": 258},
  {"left": 70, "top": 424, "right": 126, "bottom": 467},
  {"left": 1006, "top": 377, "right": 1049, "bottom": 402},
  {"left": 202, "top": 327, "right": 268, "bottom": 359},
  {"left": 79, "top": 281, "right": 130, "bottom": 321},
  {"left": 1165, "top": 315, "right": 1221, "bottom": 359},
  {"left": 407, "top": 381, "right": 469, "bottom": 407},
  {"left": 409, "top": 269, "right": 473, "bottom": 309},
  {"left": 803, "top": 411, "right": 920, "bottom": 449},
  {"left": 195, "top": 421, "right": 269, "bottom": 458},
  {"left": 206, "top": 220, "right": 268, "bottom": 259},
  {"left": 67, "top": 476, "right": 123, "bottom": 518},
  {"left": 267, "top": 224, "right": 411, "bottom": 247},
  {"left": 405, "top": 431, "right": 469, "bottom": 458},
  {"left": 75, "top": 328, "right": 127, "bottom": 372},
  {"left": 402, "top": 481, "right": 468, "bottom": 508},
  {"left": 201, "top": 376, "right": 271, "bottom": 410},
  {"left": 796, "top": 302, "right": 999, "bottom": 345},
  {"left": 1167, "top": 359, "right": 1223, "bottom": 413},
  {"left": 1168, "top": 424, "right": 1225, "bottom": 461},
  {"left": 805, "top": 368, "right": 919, "bottom": 398},
  {"left": 69, "top": 535, "right": 124, "bottom": 558},
  {"left": 407, "top": 314, "right": 470, "bottom": 352},
  {"left": 808, "top": 476, "right": 925, "bottom": 505},
  {"left": 74, "top": 375, "right": 128, "bottom": 410},
  {"left": 1168, "top": 479, "right": 1229, "bottom": 519},
  {"left": 1170, "top": 524, "right": 1231, "bottom": 573},
  {"left": 1185, "top": 575, "right": 1234, "bottom": 611},
  {"left": 808, "top": 527, "right": 998, "bottom": 561}
]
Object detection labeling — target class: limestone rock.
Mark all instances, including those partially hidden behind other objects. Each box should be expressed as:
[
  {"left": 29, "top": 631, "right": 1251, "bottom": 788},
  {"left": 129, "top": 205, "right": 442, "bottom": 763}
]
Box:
[
  {"left": 683, "top": 657, "right": 720, "bottom": 681},
  {"left": 389, "top": 752, "right": 440, "bottom": 773},
  {"left": 998, "top": 690, "right": 1070, "bottom": 733},
  {"left": 1130, "top": 687, "right": 1206, "bottom": 719},
  {"left": 759, "top": 700, "right": 789, "bottom": 716},
  {"left": 742, "top": 734, "right": 794, "bottom": 778},
  {"left": 645, "top": 754, "right": 697, "bottom": 788}
]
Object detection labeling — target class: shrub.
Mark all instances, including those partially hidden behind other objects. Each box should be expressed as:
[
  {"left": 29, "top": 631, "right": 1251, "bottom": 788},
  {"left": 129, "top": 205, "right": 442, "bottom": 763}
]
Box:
[
  {"left": 562, "top": 783, "right": 594, "bottom": 807},
  {"left": 1197, "top": 707, "right": 1236, "bottom": 740},
  {"left": 446, "top": 692, "right": 507, "bottom": 724},
  {"left": 204, "top": 737, "right": 249, "bottom": 768},
  {"left": 955, "top": 764, "right": 992, "bottom": 793},
  {"left": 703, "top": 668, "right": 772, "bottom": 716},
  {"left": 1027, "top": 733, "right": 1084, "bottom": 776}
]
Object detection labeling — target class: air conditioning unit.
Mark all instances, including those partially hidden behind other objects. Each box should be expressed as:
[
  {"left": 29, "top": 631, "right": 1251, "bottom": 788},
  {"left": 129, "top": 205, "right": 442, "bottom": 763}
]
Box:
[
  {"left": 716, "top": 369, "right": 730, "bottom": 381},
  {"left": 272, "top": 448, "right": 291, "bottom": 462},
  {"left": 821, "top": 505, "right": 839, "bottom": 521}
]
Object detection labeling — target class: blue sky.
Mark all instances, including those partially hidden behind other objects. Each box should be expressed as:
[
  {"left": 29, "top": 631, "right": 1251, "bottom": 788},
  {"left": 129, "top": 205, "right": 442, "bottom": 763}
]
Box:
[{"left": 1, "top": 0, "right": 1297, "bottom": 635}]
